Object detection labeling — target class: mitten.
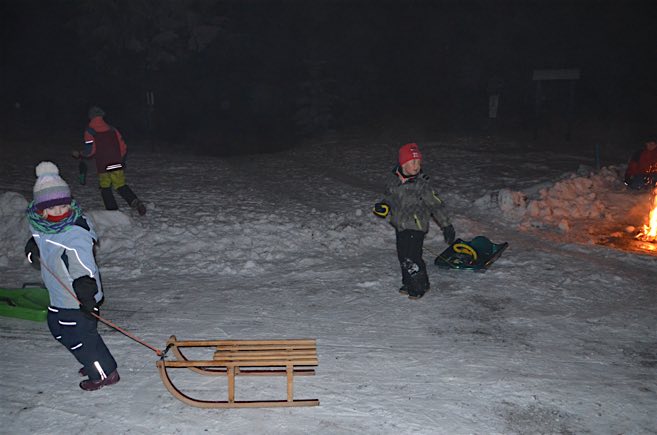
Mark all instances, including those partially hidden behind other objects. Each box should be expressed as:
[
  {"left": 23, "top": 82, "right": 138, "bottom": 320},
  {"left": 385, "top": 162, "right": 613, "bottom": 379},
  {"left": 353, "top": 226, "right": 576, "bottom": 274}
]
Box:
[
  {"left": 79, "top": 304, "right": 100, "bottom": 319},
  {"left": 442, "top": 224, "right": 455, "bottom": 245},
  {"left": 73, "top": 276, "right": 98, "bottom": 315},
  {"left": 24, "top": 237, "right": 40, "bottom": 271},
  {"left": 373, "top": 202, "right": 390, "bottom": 218},
  {"left": 72, "top": 150, "right": 81, "bottom": 159}
]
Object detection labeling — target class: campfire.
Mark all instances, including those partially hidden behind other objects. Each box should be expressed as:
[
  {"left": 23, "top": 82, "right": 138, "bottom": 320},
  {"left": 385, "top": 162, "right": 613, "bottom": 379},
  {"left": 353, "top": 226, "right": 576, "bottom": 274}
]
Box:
[{"left": 636, "top": 187, "right": 657, "bottom": 242}]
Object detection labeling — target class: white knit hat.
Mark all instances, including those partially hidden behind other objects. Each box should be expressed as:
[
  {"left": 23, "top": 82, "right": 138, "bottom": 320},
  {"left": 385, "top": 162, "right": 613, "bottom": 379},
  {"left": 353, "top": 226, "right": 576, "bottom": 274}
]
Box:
[{"left": 33, "top": 162, "right": 71, "bottom": 210}]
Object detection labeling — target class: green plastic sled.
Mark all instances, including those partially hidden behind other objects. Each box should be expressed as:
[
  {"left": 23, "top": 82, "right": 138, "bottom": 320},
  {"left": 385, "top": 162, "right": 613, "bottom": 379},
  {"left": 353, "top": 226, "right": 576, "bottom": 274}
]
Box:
[
  {"left": 0, "top": 284, "right": 50, "bottom": 322},
  {"left": 434, "top": 236, "right": 508, "bottom": 272}
]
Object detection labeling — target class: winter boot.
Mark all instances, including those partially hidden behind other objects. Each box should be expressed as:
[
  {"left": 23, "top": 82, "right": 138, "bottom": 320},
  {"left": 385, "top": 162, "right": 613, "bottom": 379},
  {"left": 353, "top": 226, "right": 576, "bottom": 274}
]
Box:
[
  {"left": 131, "top": 199, "right": 147, "bottom": 216},
  {"left": 117, "top": 185, "right": 146, "bottom": 215},
  {"left": 79, "top": 370, "right": 120, "bottom": 391},
  {"left": 399, "top": 284, "right": 411, "bottom": 295},
  {"left": 100, "top": 188, "right": 119, "bottom": 210},
  {"left": 408, "top": 287, "right": 430, "bottom": 300},
  {"left": 401, "top": 258, "right": 430, "bottom": 299}
]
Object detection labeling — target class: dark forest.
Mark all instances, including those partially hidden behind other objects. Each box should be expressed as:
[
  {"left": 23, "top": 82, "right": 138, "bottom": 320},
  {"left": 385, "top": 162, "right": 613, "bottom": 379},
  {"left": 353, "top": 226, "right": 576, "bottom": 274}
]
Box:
[{"left": 1, "top": 0, "right": 656, "bottom": 155}]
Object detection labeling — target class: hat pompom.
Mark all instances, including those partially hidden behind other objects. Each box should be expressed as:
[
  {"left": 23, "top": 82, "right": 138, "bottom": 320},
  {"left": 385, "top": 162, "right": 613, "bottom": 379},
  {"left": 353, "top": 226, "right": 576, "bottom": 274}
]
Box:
[
  {"left": 35, "top": 161, "right": 60, "bottom": 178},
  {"left": 33, "top": 161, "right": 71, "bottom": 211}
]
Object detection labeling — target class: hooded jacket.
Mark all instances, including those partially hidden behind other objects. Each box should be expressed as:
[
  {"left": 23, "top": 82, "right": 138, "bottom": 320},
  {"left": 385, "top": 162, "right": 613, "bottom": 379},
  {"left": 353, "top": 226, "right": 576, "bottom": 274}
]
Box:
[
  {"left": 83, "top": 116, "right": 128, "bottom": 173},
  {"left": 381, "top": 167, "right": 451, "bottom": 233},
  {"left": 29, "top": 217, "right": 102, "bottom": 309}
]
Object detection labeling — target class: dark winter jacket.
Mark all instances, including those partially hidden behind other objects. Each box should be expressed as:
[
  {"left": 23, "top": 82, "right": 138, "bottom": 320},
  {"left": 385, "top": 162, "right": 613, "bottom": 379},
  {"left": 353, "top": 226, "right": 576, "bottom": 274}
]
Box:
[
  {"left": 381, "top": 167, "right": 451, "bottom": 233},
  {"left": 83, "top": 117, "right": 128, "bottom": 174}
]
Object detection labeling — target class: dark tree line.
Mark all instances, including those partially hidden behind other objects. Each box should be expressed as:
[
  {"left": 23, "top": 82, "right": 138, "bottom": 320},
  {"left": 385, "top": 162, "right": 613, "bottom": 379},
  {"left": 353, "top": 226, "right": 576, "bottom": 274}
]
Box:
[{"left": 2, "top": 0, "right": 656, "bottom": 154}]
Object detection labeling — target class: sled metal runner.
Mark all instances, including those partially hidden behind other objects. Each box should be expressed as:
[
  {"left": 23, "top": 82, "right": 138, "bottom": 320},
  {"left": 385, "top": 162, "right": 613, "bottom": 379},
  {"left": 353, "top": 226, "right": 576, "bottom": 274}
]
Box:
[{"left": 156, "top": 335, "right": 319, "bottom": 408}]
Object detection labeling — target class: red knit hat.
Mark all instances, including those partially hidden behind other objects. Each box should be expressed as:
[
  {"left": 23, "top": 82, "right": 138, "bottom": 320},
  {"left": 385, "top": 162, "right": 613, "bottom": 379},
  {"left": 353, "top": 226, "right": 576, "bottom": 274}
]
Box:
[{"left": 398, "top": 143, "right": 422, "bottom": 165}]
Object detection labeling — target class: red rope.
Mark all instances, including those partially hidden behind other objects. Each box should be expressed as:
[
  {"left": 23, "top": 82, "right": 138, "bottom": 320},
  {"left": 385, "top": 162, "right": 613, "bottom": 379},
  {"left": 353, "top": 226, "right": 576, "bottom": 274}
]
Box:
[{"left": 39, "top": 259, "right": 164, "bottom": 356}]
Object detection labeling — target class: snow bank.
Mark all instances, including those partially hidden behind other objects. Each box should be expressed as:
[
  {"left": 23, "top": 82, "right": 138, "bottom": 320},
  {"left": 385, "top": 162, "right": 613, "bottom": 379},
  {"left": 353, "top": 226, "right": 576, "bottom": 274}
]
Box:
[
  {"left": 476, "top": 166, "right": 625, "bottom": 232},
  {"left": 0, "top": 191, "right": 382, "bottom": 280},
  {"left": 0, "top": 192, "right": 29, "bottom": 267}
]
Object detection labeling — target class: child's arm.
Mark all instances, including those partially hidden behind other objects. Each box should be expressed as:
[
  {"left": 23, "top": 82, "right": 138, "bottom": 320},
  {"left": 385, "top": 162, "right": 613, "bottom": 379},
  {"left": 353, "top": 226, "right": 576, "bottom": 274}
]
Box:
[
  {"left": 116, "top": 129, "right": 128, "bottom": 158},
  {"left": 81, "top": 130, "right": 96, "bottom": 159},
  {"left": 66, "top": 230, "right": 101, "bottom": 313},
  {"left": 65, "top": 230, "right": 99, "bottom": 284},
  {"left": 422, "top": 182, "right": 456, "bottom": 243},
  {"left": 373, "top": 181, "right": 395, "bottom": 218},
  {"left": 423, "top": 187, "right": 450, "bottom": 227},
  {"left": 24, "top": 237, "right": 40, "bottom": 270}
]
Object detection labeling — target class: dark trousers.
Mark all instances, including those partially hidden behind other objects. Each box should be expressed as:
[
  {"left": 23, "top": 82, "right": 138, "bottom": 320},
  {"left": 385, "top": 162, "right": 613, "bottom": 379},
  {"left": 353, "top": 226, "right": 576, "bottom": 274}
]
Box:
[
  {"left": 395, "top": 229, "right": 429, "bottom": 292},
  {"left": 47, "top": 307, "right": 117, "bottom": 380}
]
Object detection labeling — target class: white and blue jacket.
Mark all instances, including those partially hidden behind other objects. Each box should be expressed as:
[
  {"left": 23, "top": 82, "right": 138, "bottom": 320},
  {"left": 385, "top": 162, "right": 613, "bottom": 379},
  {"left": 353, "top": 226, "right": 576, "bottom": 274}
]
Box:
[{"left": 31, "top": 218, "right": 102, "bottom": 309}]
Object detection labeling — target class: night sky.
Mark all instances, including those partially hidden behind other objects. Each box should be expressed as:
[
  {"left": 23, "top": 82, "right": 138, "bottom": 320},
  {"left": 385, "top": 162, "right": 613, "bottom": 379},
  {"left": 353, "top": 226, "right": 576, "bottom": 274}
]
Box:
[{"left": 1, "top": 0, "right": 656, "bottom": 154}]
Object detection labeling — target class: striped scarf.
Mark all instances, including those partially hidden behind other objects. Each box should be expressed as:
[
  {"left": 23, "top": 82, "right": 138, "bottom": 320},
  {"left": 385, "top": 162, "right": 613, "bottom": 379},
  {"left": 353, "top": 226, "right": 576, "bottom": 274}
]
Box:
[{"left": 26, "top": 200, "right": 83, "bottom": 234}]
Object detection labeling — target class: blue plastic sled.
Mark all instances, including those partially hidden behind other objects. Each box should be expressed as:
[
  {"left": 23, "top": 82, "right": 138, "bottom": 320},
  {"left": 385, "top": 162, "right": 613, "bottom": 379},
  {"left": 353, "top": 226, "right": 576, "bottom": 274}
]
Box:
[{"left": 434, "top": 236, "right": 508, "bottom": 272}]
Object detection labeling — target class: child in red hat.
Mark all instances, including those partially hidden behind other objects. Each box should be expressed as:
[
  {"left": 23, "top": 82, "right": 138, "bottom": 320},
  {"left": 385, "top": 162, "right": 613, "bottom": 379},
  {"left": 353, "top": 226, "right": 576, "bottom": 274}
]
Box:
[{"left": 374, "top": 143, "right": 455, "bottom": 299}]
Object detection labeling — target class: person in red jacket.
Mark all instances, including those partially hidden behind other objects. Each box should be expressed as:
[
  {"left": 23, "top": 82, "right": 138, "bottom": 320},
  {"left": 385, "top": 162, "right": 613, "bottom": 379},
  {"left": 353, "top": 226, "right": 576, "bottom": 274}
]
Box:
[
  {"left": 624, "top": 139, "right": 657, "bottom": 190},
  {"left": 74, "top": 106, "right": 146, "bottom": 215}
]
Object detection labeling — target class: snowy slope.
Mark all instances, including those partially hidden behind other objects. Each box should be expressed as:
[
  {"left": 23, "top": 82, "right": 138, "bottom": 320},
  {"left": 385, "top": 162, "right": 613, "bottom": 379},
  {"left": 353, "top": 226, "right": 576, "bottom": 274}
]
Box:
[{"left": 1, "top": 137, "right": 655, "bottom": 434}]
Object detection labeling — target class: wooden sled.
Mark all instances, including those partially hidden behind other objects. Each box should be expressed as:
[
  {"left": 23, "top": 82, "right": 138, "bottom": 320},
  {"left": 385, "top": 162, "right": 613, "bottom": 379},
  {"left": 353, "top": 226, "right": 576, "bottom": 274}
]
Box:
[{"left": 156, "top": 335, "right": 319, "bottom": 408}]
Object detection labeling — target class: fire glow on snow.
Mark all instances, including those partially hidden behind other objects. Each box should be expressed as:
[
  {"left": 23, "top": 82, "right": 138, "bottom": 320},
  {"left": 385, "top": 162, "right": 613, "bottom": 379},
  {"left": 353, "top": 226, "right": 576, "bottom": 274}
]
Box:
[{"left": 636, "top": 188, "right": 657, "bottom": 242}]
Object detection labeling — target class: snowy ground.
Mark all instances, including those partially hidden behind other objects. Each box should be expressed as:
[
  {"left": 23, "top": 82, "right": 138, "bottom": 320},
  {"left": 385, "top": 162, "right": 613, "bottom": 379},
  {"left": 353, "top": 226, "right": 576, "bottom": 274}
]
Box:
[{"left": 1, "top": 136, "right": 656, "bottom": 434}]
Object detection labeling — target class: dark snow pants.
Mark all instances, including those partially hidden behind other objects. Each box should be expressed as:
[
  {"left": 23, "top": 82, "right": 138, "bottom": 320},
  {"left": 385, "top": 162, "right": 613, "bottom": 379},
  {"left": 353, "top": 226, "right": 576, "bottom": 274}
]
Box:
[
  {"left": 395, "top": 229, "right": 430, "bottom": 292},
  {"left": 47, "top": 307, "right": 117, "bottom": 381}
]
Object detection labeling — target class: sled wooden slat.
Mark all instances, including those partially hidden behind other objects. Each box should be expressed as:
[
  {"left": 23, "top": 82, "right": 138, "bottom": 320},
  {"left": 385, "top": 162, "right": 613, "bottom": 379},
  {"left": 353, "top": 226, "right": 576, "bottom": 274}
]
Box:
[
  {"left": 156, "top": 335, "right": 319, "bottom": 408},
  {"left": 214, "top": 349, "right": 317, "bottom": 358},
  {"left": 162, "top": 358, "right": 318, "bottom": 367},
  {"left": 169, "top": 338, "right": 316, "bottom": 347}
]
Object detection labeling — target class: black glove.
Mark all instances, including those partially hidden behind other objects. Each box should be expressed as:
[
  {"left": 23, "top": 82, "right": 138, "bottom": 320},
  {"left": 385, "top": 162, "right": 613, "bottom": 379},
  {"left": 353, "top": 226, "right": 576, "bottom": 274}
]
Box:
[
  {"left": 73, "top": 276, "right": 99, "bottom": 315},
  {"left": 373, "top": 202, "right": 390, "bottom": 218},
  {"left": 442, "top": 224, "right": 455, "bottom": 245},
  {"left": 79, "top": 304, "right": 100, "bottom": 319},
  {"left": 24, "top": 237, "right": 41, "bottom": 271}
]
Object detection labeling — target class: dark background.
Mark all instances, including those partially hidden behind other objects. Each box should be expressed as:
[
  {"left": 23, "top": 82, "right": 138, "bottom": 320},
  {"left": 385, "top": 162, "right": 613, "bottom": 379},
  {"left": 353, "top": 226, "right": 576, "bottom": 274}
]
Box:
[{"left": 1, "top": 0, "right": 656, "bottom": 156}]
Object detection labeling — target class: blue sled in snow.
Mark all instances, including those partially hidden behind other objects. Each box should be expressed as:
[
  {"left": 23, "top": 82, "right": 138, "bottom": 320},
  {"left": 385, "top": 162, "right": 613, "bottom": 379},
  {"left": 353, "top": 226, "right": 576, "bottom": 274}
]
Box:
[{"left": 434, "top": 236, "right": 508, "bottom": 272}]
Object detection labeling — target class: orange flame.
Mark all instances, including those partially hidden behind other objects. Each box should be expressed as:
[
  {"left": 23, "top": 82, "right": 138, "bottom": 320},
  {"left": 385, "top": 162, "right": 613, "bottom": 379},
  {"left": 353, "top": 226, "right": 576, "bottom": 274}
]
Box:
[{"left": 637, "top": 188, "right": 657, "bottom": 241}]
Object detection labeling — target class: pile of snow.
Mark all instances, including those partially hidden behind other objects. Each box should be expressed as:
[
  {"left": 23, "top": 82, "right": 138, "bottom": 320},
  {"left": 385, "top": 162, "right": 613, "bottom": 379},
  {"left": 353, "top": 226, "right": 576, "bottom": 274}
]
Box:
[
  {"left": 476, "top": 166, "right": 626, "bottom": 232},
  {"left": 0, "top": 192, "right": 30, "bottom": 267},
  {"left": 0, "top": 191, "right": 382, "bottom": 281}
]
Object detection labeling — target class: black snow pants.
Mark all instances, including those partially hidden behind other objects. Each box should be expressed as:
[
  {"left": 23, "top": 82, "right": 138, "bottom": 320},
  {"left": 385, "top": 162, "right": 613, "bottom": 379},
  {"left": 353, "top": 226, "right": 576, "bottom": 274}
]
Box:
[
  {"left": 47, "top": 307, "right": 117, "bottom": 381},
  {"left": 395, "top": 229, "right": 430, "bottom": 292}
]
